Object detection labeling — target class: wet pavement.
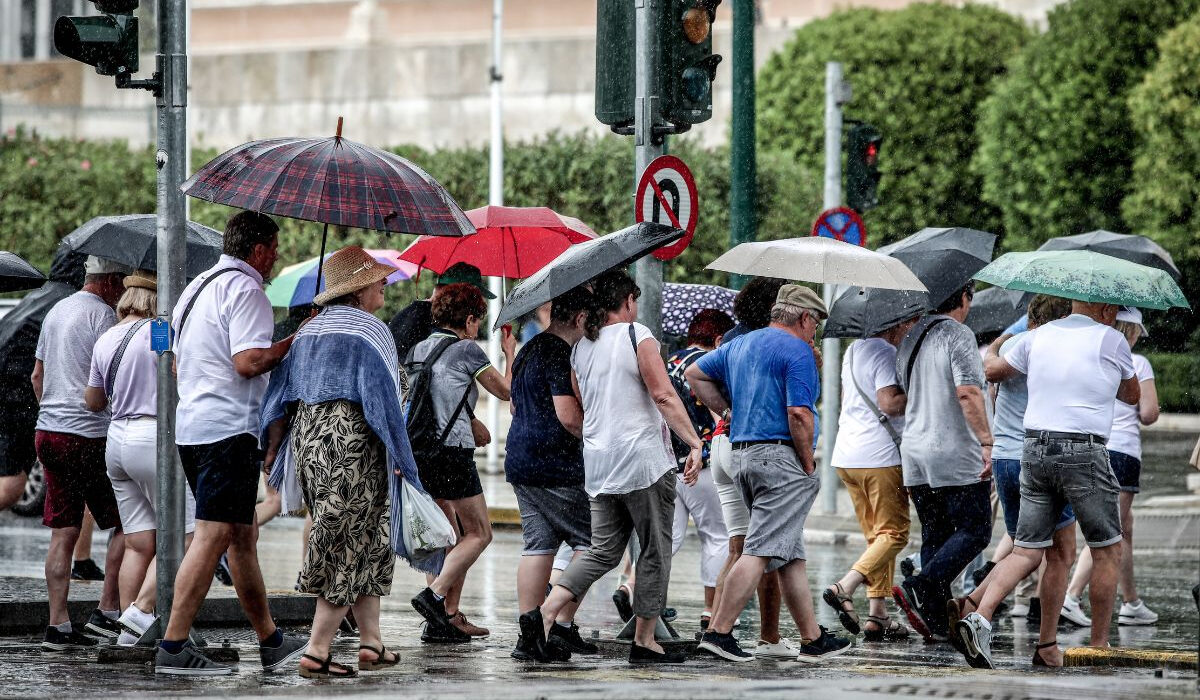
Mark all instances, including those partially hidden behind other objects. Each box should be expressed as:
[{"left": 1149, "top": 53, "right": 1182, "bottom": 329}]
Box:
[{"left": 0, "top": 509, "right": 1196, "bottom": 698}]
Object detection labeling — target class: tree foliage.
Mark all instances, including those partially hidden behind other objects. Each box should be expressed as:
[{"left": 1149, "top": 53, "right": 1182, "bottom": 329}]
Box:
[
  {"left": 756, "top": 3, "right": 1029, "bottom": 247},
  {"left": 974, "top": 0, "right": 1200, "bottom": 252}
]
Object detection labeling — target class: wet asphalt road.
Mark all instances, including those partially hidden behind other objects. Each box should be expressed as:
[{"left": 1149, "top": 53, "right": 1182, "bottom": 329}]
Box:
[{"left": 0, "top": 511, "right": 1196, "bottom": 698}]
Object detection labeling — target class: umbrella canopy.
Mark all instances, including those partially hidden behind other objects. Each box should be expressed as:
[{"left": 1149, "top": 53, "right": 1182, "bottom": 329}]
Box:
[
  {"left": 705, "top": 237, "right": 926, "bottom": 291},
  {"left": 661, "top": 283, "right": 737, "bottom": 337},
  {"left": 0, "top": 252, "right": 46, "bottom": 293},
  {"left": 265, "top": 249, "right": 419, "bottom": 308},
  {"left": 824, "top": 286, "right": 929, "bottom": 339},
  {"left": 400, "top": 205, "right": 596, "bottom": 279},
  {"left": 964, "top": 286, "right": 1029, "bottom": 336},
  {"left": 181, "top": 134, "right": 475, "bottom": 238},
  {"left": 1038, "top": 230, "right": 1180, "bottom": 281},
  {"left": 494, "top": 222, "right": 685, "bottom": 329},
  {"left": 877, "top": 227, "right": 996, "bottom": 308},
  {"left": 59, "top": 214, "right": 223, "bottom": 278},
  {"left": 974, "top": 250, "right": 1190, "bottom": 310}
]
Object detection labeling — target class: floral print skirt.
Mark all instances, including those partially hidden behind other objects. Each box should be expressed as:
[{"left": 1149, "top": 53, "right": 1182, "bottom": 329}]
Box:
[{"left": 292, "top": 399, "right": 393, "bottom": 606}]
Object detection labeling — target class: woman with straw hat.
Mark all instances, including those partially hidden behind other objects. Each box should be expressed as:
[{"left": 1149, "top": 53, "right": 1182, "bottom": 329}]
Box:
[
  {"left": 84, "top": 269, "right": 197, "bottom": 646},
  {"left": 261, "top": 246, "right": 439, "bottom": 679}
]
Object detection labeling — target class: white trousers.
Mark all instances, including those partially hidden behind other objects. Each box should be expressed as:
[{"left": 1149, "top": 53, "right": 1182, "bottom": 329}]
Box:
[{"left": 671, "top": 467, "right": 729, "bottom": 587}]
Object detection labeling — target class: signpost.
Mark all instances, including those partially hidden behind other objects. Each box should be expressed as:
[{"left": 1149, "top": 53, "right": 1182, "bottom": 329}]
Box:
[{"left": 635, "top": 154, "right": 698, "bottom": 261}]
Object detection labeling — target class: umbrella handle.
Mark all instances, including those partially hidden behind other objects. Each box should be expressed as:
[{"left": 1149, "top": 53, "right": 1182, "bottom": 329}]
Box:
[{"left": 314, "top": 222, "right": 329, "bottom": 302}]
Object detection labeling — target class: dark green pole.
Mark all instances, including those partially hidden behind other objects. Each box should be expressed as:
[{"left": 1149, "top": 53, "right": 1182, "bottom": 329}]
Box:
[{"left": 728, "top": 0, "right": 756, "bottom": 290}]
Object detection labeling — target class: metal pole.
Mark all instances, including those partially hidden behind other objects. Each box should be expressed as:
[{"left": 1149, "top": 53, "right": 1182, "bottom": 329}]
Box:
[
  {"left": 633, "top": 0, "right": 664, "bottom": 337},
  {"left": 155, "top": 0, "right": 188, "bottom": 629},
  {"left": 484, "top": 0, "right": 504, "bottom": 475},
  {"left": 819, "top": 61, "right": 843, "bottom": 515},
  {"left": 728, "top": 0, "right": 756, "bottom": 291}
]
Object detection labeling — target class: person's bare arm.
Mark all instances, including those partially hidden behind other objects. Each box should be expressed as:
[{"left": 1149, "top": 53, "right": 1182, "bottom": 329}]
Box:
[
  {"left": 637, "top": 339, "right": 702, "bottom": 483},
  {"left": 84, "top": 386, "right": 108, "bottom": 412},
  {"left": 1138, "top": 378, "right": 1159, "bottom": 425},
  {"left": 31, "top": 360, "right": 43, "bottom": 402},
  {"left": 876, "top": 385, "right": 906, "bottom": 417},
  {"left": 684, "top": 363, "right": 730, "bottom": 417},
  {"left": 957, "top": 384, "right": 993, "bottom": 479},
  {"left": 1116, "top": 374, "right": 1141, "bottom": 406},
  {"left": 262, "top": 417, "right": 288, "bottom": 475},
  {"left": 787, "top": 405, "right": 816, "bottom": 474},
  {"left": 232, "top": 335, "right": 295, "bottom": 379},
  {"left": 477, "top": 327, "right": 517, "bottom": 401},
  {"left": 552, "top": 395, "right": 584, "bottom": 439},
  {"left": 983, "top": 337, "right": 1019, "bottom": 383}
]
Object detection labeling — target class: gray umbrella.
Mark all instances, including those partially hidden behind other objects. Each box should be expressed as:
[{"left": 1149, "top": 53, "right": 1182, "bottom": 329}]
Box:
[
  {"left": 965, "top": 286, "right": 1028, "bottom": 336},
  {"left": 0, "top": 252, "right": 46, "bottom": 293},
  {"left": 494, "top": 222, "right": 684, "bottom": 329},
  {"left": 60, "top": 214, "right": 224, "bottom": 278},
  {"left": 824, "top": 286, "right": 929, "bottom": 339},
  {"left": 879, "top": 227, "right": 997, "bottom": 308},
  {"left": 1038, "top": 230, "right": 1180, "bottom": 281}
]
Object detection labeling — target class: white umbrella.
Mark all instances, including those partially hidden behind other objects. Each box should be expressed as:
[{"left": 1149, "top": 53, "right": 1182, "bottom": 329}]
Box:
[{"left": 706, "top": 237, "right": 927, "bottom": 291}]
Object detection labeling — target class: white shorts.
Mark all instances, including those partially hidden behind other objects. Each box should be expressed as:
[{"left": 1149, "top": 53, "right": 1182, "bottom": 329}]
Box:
[
  {"left": 106, "top": 417, "right": 196, "bottom": 535},
  {"left": 709, "top": 435, "right": 749, "bottom": 538}
]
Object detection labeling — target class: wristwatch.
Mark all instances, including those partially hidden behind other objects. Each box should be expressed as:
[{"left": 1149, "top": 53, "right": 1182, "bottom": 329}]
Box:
[{"left": 720, "top": 408, "right": 731, "bottom": 421}]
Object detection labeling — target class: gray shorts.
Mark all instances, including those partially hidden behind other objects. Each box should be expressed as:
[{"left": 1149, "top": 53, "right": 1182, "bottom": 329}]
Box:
[
  {"left": 512, "top": 483, "right": 592, "bottom": 556},
  {"left": 1015, "top": 437, "right": 1122, "bottom": 550},
  {"left": 731, "top": 443, "right": 821, "bottom": 572}
]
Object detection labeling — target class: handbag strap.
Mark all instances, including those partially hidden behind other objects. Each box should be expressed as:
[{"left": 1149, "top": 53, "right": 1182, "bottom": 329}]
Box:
[
  {"left": 175, "top": 268, "right": 240, "bottom": 338},
  {"left": 847, "top": 342, "right": 902, "bottom": 449},
  {"left": 105, "top": 318, "right": 152, "bottom": 399},
  {"left": 904, "top": 317, "right": 950, "bottom": 390}
]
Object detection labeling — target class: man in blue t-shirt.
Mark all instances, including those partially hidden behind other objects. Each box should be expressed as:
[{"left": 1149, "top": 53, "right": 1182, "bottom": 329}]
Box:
[
  {"left": 687, "top": 285, "right": 851, "bottom": 663},
  {"left": 504, "top": 286, "right": 599, "bottom": 661}
]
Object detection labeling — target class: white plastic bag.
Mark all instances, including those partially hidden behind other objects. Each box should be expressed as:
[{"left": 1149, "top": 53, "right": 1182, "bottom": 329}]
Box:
[{"left": 401, "top": 477, "right": 456, "bottom": 554}]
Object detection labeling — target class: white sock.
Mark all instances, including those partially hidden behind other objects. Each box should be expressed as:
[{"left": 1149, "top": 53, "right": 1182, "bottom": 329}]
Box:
[
  {"left": 124, "top": 604, "right": 155, "bottom": 625},
  {"left": 1127, "top": 598, "right": 1142, "bottom": 608},
  {"left": 102, "top": 609, "right": 119, "bottom": 620},
  {"left": 54, "top": 621, "right": 72, "bottom": 633},
  {"left": 432, "top": 591, "right": 445, "bottom": 602},
  {"left": 555, "top": 620, "right": 572, "bottom": 629},
  {"left": 1065, "top": 594, "right": 1079, "bottom": 605}
]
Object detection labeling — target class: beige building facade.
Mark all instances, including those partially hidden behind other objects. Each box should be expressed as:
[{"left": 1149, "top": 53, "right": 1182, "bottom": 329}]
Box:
[{"left": 1, "top": 0, "right": 1065, "bottom": 149}]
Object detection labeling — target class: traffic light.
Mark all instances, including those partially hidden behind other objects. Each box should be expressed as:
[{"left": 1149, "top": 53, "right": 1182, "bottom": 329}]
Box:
[
  {"left": 661, "top": 0, "right": 722, "bottom": 128},
  {"left": 54, "top": 0, "right": 140, "bottom": 78},
  {"left": 846, "top": 123, "right": 882, "bottom": 213},
  {"left": 594, "top": 0, "right": 636, "bottom": 131}
]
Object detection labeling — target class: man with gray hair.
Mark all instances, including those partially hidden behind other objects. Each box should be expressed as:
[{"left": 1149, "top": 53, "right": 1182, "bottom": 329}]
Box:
[{"left": 688, "top": 285, "right": 852, "bottom": 663}]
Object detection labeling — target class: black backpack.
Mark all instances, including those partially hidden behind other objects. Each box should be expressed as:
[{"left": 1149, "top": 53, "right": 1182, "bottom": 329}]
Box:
[
  {"left": 403, "top": 335, "right": 474, "bottom": 459},
  {"left": 667, "top": 348, "right": 713, "bottom": 460}
]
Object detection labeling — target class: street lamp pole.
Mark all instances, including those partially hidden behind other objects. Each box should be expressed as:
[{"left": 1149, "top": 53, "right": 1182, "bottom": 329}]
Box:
[{"left": 633, "top": 0, "right": 664, "bottom": 337}]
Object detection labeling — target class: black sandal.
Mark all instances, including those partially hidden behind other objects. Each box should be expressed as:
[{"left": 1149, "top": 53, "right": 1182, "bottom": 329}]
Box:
[
  {"left": 863, "top": 615, "right": 910, "bottom": 642},
  {"left": 1031, "top": 640, "right": 1058, "bottom": 667},
  {"left": 822, "top": 583, "right": 861, "bottom": 635},
  {"left": 298, "top": 653, "right": 358, "bottom": 679},
  {"left": 358, "top": 644, "right": 400, "bottom": 671}
]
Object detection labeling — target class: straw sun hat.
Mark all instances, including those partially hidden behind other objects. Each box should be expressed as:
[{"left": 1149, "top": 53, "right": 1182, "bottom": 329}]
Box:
[
  {"left": 123, "top": 269, "right": 157, "bottom": 291},
  {"left": 313, "top": 246, "right": 398, "bottom": 306}
]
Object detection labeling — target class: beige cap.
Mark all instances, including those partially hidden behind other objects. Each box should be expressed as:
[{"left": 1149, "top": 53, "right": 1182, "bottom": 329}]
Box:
[
  {"left": 85, "top": 255, "right": 132, "bottom": 275},
  {"left": 313, "top": 246, "right": 397, "bottom": 306},
  {"left": 123, "top": 269, "right": 157, "bottom": 291},
  {"left": 776, "top": 284, "right": 828, "bottom": 319}
]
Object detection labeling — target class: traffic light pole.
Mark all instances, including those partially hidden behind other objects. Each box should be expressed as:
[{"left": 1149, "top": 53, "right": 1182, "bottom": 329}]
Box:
[
  {"left": 484, "top": 0, "right": 503, "bottom": 476},
  {"left": 728, "top": 0, "right": 755, "bottom": 290},
  {"left": 633, "top": 0, "right": 664, "bottom": 338},
  {"left": 819, "top": 61, "right": 844, "bottom": 515},
  {"left": 154, "top": 0, "right": 188, "bottom": 631}
]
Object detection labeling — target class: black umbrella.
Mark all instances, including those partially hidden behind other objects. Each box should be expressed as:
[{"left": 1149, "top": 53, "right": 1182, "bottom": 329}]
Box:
[
  {"left": 0, "top": 252, "right": 46, "bottom": 293},
  {"left": 824, "top": 286, "right": 929, "bottom": 339},
  {"left": 964, "top": 286, "right": 1028, "bottom": 336},
  {"left": 60, "top": 214, "right": 224, "bottom": 278},
  {"left": 1038, "top": 230, "right": 1180, "bottom": 281},
  {"left": 494, "top": 222, "right": 685, "bottom": 329},
  {"left": 879, "top": 227, "right": 997, "bottom": 308}
]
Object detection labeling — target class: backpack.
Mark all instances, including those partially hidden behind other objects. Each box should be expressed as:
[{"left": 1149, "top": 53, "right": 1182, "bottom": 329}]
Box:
[
  {"left": 667, "top": 348, "right": 713, "bottom": 460},
  {"left": 403, "top": 335, "right": 475, "bottom": 460}
]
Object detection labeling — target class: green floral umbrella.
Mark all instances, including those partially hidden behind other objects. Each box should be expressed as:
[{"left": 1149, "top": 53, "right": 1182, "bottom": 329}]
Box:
[{"left": 974, "top": 250, "right": 1189, "bottom": 310}]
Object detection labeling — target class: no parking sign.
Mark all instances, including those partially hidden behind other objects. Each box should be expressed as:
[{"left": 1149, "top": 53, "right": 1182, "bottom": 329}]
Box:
[
  {"left": 811, "top": 207, "right": 867, "bottom": 247},
  {"left": 635, "top": 155, "right": 698, "bottom": 261}
]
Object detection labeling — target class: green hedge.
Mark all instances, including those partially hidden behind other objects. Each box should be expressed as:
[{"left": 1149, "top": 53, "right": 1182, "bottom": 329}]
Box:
[{"left": 1142, "top": 352, "right": 1200, "bottom": 413}]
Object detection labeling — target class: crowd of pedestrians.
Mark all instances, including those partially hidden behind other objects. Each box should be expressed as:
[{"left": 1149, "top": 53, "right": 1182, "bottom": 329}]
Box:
[{"left": 0, "top": 209, "right": 1173, "bottom": 677}]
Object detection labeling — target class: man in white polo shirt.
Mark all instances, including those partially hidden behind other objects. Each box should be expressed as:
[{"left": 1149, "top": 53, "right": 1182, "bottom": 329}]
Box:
[
  {"left": 155, "top": 212, "right": 307, "bottom": 676},
  {"left": 955, "top": 300, "right": 1139, "bottom": 669}
]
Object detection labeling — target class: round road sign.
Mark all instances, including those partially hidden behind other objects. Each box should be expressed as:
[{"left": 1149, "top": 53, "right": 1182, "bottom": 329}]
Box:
[
  {"left": 635, "top": 155, "right": 698, "bottom": 261},
  {"left": 811, "top": 207, "right": 867, "bottom": 247}
]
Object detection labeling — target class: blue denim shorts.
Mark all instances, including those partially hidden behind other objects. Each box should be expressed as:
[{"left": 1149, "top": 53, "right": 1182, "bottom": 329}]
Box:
[
  {"left": 1015, "top": 437, "right": 1121, "bottom": 549},
  {"left": 1108, "top": 450, "right": 1141, "bottom": 493},
  {"left": 993, "top": 457, "right": 1074, "bottom": 538}
]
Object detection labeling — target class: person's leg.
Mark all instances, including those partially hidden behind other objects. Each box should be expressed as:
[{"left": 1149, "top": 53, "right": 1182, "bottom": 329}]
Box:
[
  {"left": 46, "top": 526, "right": 82, "bottom": 626},
  {"left": 544, "top": 495, "right": 632, "bottom": 628},
  {"left": 626, "top": 472, "right": 677, "bottom": 652},
  {"left": 975, "top": 546, "right": 1043, "bottom": 620},
  {"left": 1087, "top": 543, "right": 1121, "bottom": 646},
  {"left": 1032, "top": 525, "right": 1075, "bottom": 666},
  {"left": 670, "top": 477, "right": 689, "bottom": 558},
  {"left": 0, "top": 473, "right": 25, "bottom": 511},
  {"left": 99, "top": 529, "right": 124, "bottom": 613},
  {"left": 517, "top": 554, "right": 555, "bottom": 613},
  {"left": 554, "top": 550, "right": 586, "bottom": 624},
  {"left": 226, "top": 521, "right": 277, "bottom": 639},
  {"left": 777, "top": 560, "right": 821, "bottom": 641},
  {"left": 299, "top": 596, "right": 350, "bottom": 671},
  {"left": 352, "top": 596, "right": 397, "bottom": 664},
  {"left": 1117, "top": 491, "right": 1137, "bottom": 602},
  {"left": 1067, "top": 544, "right": 1093, "bottom": 599},
  {"left": 430, "top": 494, "right": 493, "bottom": 615},
  {"left": 918, "top": 483, "right": 992, "bottom": 632},
  {"left": 710, "top": 554, "right": 768, "bottom": 634},
  {"left": 759, "top": 573, "right": 782, "bottom": 642},
  {"left": 118, "top": 530, "right": 155, "bottom": 610},
  {"left": 73, "top": 509, "right": 95, "bottom": 563},
  {"left": 710, "top": 536, "right": 743, "bottom": 628},
  {"left": 163, "top": 519, "right": 235, "bottom": 641},
  {"left": 686, "top": 469, "right": 729, "bottom": 612},
  {"left": 255, "top": 479, "right": 282, "bottom": 527}
]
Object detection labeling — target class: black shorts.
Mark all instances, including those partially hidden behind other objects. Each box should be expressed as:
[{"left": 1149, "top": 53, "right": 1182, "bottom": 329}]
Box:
[
  {"left": 179, "top": 433, "right": 262, "bottom": 525},
  {"left": 417, "top": 445, "right": 482, "bottom": 501},
  {"left": 0, "top": 404, "right": 37, "bottom": 478},
  {"left": 1108, "top": 450, "right": 1142, "bottom": 493}
]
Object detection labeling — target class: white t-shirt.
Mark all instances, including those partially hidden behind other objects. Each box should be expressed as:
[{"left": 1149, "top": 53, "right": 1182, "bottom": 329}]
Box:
[
  {"left": 173, "top": 256, "right": 275, "bottom": 446},
  {"left": 88, "top": 319, "right": 158, "bottom": 421},
  {"left": 832, "top": 338, "right": 904, "bottom": 469},
  {"left": 571, "top": 322, "right": 675, "bottom": 498},
  {"left": 35, "top": 291, "right": 116, "bottom": 437},
  {"left": 1107, "top": 353, "right": 1153, "bottom": 459},
  {"left": 1004, "top": 314, "right": 1134, "bottom": 439}
]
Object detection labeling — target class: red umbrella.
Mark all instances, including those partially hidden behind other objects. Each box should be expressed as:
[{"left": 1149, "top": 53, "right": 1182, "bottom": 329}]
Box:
[{"left": 399, "top": 205, "right": 597, "bottom": 279}]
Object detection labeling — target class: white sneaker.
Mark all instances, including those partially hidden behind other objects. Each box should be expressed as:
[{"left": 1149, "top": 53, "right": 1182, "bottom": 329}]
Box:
[
  {"left": 117, "top": 605, "right": 155, "bottom": 637},
  {"left": 1059, "top": 596, "right": 1092, "bottom": 627},
  {"left": 116, "top": 631, "right": 139, "bottom": 647},
  {"left": 1118, "top": 599, "right": 1158, "bottom": 626},
  {"left": 1008, "top": 601, "right": 1030, "bottom": 618},
  {"left": 755, "top": 638, "right": 802, "bottom": 659}
]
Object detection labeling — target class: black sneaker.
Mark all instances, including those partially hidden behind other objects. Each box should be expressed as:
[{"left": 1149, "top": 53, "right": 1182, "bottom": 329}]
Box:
[
  {"left": 696, "top": 631, "right": 754, "bottom": 662},
  {"left": 796, "top": 626, "right": 852, "bottom": 662},
  {"left": 155, "top": 642, "right": 232, "bottom": 676},
  {"left": 43, "top": 625, "right": 99, "bottom": 650},
  {"left": 83, "top": 609, "right": 121, "bottom": 639},
  {"left": 900, "top": 555, "right": 917, "bottom": 579},
  {"left": 412, "top": 587, "right": 450, "bottom": 627},
  {"left": 612, "top": 586, "right": 633, "bottom": 622},
  {"left": 893, "top": 580, "right": 933, "bottom": 642},
  {"left": 700, "top": 615, "right": 711, "bottom": 632},
  {"left": 213, "top": 554, "right": 233, "bottom": 586},
  {"left": 419, "top": 620, "right": 471, "bottom": 644},
  {"left": 549, "top": 622, "right": 598, "bottom": 654},
  {"left": 1027, "top": 597, "right": 1042, "bottom": 623},
  {"left": 516, "top": 608, "right": 571, "bottom": 662},
  {"left": 629, "top": 642, "right": 686, "bottom": 664},
  {"left": 71, "top": 559, "right": 104, "bottom": 581},
  {"left": 511, "top": 634, "right": 538, "bottom": 661}
]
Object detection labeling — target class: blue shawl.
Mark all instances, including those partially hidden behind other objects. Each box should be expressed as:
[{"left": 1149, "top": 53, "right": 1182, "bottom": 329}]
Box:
[{"left": 260, "top": 305, "right": 444, "bottom": 574}]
